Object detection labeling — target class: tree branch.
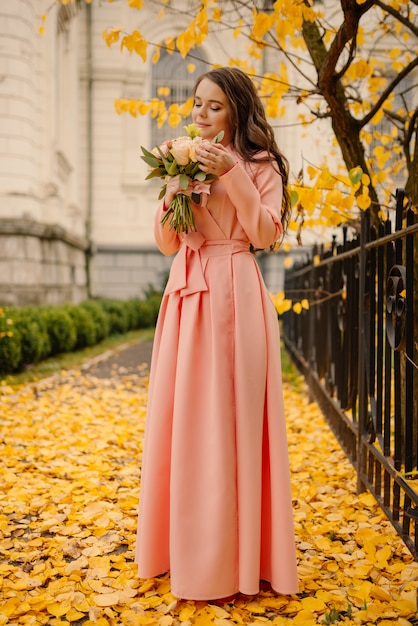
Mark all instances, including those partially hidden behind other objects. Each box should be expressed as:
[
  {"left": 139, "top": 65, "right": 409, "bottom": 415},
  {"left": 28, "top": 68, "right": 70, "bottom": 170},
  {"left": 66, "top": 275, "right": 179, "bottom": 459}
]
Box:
[
  {"left": 359, "top": 55, "right": 418, "bottom": 128},
  {"left": 374, "top": 0, "right": 418, "bottom": 37}
]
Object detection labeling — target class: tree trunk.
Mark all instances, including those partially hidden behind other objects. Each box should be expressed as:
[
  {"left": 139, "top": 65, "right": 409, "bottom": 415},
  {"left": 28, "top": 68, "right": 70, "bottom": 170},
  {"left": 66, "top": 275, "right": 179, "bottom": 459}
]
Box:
[
  {"left": 404, "top": 109, "right": 418, "bottom": 208},
  {"left": 301, "top": 1, "right": 381, "bottom": 222}
]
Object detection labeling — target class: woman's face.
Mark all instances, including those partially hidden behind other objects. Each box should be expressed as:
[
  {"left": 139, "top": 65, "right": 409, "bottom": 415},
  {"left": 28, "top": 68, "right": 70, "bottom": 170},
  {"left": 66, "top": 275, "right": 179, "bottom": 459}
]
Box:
[{"left": 192, "top": 77, "right": 234, "bottom": 146}]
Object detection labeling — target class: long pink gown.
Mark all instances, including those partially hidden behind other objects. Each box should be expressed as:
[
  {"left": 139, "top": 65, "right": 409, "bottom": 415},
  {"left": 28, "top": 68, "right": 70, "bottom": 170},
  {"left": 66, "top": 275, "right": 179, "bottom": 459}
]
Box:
[{"left": 135, "top": 147, "right": 299, "bottom": 600}]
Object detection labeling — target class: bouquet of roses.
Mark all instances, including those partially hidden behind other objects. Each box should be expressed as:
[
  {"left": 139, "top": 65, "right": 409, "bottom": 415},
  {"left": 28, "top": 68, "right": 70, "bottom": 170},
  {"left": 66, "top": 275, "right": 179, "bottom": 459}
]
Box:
[{"left": 140, "top": 124, "right": 224, "bottom": 234}]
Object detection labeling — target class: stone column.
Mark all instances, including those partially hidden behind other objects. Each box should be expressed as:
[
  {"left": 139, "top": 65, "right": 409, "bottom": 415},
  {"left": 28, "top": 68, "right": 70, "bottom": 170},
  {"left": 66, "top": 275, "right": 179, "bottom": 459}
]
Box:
[{"left": 0, "top": 0, "right": 41, "bottom": 220}]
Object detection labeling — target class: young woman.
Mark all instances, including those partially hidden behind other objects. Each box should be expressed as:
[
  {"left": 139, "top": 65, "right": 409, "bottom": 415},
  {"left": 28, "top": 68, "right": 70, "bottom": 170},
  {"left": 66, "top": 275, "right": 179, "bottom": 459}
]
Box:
[{"left": 135, "top": 67, "right": 298, "bottom": 601}]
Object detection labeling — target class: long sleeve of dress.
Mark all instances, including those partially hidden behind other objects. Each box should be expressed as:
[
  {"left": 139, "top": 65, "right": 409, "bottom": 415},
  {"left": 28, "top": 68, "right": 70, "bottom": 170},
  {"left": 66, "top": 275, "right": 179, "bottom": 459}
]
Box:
[
  {"left": 154, "top": 202, "right": 181, "bottom": 256},
  {"left": 220, "top": 159, "right": 283, "bottom": 249}
]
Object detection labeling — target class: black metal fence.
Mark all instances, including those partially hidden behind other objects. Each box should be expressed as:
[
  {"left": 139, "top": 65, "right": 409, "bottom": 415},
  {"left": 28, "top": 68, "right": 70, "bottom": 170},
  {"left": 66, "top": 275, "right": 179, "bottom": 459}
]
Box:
[{"left": 282, "top": 190, "right": 418, "bottom": 557}]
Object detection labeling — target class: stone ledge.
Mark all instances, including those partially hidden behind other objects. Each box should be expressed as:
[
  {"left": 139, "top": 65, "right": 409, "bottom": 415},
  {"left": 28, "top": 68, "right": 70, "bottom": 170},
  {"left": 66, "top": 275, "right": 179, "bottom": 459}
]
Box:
[{"left": 0, "top": 218, "right": 89, "bottom": 251}]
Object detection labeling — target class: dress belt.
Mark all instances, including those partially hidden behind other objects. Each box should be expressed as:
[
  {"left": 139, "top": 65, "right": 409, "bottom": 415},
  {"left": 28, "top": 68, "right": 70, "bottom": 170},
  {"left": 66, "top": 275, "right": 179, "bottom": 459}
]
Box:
[{"left": 165, "top": 232, "right": 250, "bottom": 297}]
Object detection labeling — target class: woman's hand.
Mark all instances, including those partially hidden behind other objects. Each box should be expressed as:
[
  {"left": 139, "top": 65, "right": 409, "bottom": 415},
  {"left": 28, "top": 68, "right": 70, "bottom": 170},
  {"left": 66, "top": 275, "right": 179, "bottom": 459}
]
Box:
[
  {"left": 195, "top": 142, "right": 236, "bottom": 177},
  {"left": 164, "top": 174, "right": 184, "bottom": 206}
]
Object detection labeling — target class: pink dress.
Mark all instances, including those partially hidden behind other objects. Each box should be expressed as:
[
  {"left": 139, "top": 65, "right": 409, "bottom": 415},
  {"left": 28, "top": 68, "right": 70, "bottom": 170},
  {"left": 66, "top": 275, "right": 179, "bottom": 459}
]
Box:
[{"left": 135, "top": 147, "right": 298, "bottom": 600}]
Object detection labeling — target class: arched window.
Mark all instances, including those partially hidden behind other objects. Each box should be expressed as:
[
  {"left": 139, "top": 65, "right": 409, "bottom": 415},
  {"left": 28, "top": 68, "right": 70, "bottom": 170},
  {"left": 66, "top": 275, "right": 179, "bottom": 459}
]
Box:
[{"left": 151, "top": 48, "right": 207, "bottom": 148}]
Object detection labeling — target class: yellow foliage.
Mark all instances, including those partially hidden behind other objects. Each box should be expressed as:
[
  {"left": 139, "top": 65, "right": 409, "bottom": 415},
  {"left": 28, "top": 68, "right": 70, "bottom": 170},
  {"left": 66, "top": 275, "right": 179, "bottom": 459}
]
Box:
[
  {"left": 165, "top": 36, "right": 175, "bottom": 53},
  {"left": 233, "top": 18, "right": 245, "bottom": 39},
  {"left": 120, "top": 30, "right": 147, "bottom": 61},
  {"left": 357, "top": 191, "right": 372, "bottom": 210},
  {"left": 270, "top": 291, "right": 292, "bottom": 315},
  {"left": 102, "top": 26, "right": 124, "bottom": 48},
  {"left": 212, "top": 7, "right": 222, "bottom": 22},
  {"left": 0, "top": 348, "right": 417, "bottom": 624},
  {"left": 152, "top": 46, "right": 161, "bottom": 64},
  {"left": 168, "top": 105, "right": 182, "bottom": 128},
  {"left": 346, "top": 59, "right": 372, "bottom": 80},
  {"left": 251, "top": 11, "right": 274, "bottom": 40},
  {"left": 176, "top": 25, "right": 197, "bottom": 58},
  {"left": 373, "top": 145, "right": 391, "bottom": 168}
]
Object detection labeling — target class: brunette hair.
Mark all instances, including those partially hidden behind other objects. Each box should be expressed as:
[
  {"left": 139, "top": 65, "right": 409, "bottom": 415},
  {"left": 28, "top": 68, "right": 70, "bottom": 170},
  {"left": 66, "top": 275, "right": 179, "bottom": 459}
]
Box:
[{"left": 193, "top": 66, "right": 291, "bottom": 232}]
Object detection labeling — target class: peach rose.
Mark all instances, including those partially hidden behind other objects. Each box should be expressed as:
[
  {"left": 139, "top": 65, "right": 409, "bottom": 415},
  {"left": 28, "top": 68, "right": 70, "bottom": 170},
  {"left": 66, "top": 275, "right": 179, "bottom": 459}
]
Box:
[
  {"left": 153, "top": 140, "right": 171, "bottom": 158},
  {"left": 170, "top": 136, "right": 193, "bottom": 165},
  {"left": 188, "top": 136, "right": 204, "bottom": 162}
]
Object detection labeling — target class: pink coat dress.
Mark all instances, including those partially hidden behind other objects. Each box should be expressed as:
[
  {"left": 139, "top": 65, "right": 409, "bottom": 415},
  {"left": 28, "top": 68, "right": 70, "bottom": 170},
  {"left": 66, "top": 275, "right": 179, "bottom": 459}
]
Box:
[{"left": 135, "top": 147, "right": 299, "bottom": 600}]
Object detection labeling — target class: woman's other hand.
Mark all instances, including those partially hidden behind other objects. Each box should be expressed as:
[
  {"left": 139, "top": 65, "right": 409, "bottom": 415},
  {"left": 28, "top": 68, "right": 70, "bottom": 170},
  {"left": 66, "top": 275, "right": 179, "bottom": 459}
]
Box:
[{"left": 195, "top": 143, "right": 236, "bottom": 177}]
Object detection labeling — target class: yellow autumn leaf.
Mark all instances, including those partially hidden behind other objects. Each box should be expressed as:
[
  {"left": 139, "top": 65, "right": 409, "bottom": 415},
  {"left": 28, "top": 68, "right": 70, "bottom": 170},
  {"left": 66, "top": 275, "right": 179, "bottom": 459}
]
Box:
[
  {"left": 165, "top": 36, "right": 175, "bottom": 53},
  {"left": 293, "top": 610, "right": 317, "bottom": 625},
  {"left": 212, "top": 7, "right": 222, "bottom": 22},
  {"left": 346, "top": 59, "right": 372, "bottom": 80},
  {"left": 179, "top": 604, "right": 196, "bottom": 620},
  {"left": 93, "top": 591, "right": 121, "bottom": 607},
  {"left": 300, "top": 596, "right": 326, "bottom": 611},
  {"left": 252, "top": 12, "right": 274, "bottom": 40},
  {"left": 196, "top": 8, "right": 208, "bottom": 35},
  {"left": 47, "top": 603, "right": 68, "bottom": 618},
  {"left": 370, "top": 583, "right": 393, "bottom": 602},
  {"left": 357, "top": 192, "right": 371, "bottom": 210},
  {"left": 102, "top": 26, "right": 124, "bottom": 48},
  {"left": 66, "top": 608, "right": 86, "bottom": 621}
]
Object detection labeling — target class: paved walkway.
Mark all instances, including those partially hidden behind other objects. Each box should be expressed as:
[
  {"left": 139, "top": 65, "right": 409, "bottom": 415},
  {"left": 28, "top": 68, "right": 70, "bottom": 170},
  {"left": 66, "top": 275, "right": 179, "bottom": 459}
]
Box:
[{"left": 82, "top": 338, "right": 154, "bottom": 378}]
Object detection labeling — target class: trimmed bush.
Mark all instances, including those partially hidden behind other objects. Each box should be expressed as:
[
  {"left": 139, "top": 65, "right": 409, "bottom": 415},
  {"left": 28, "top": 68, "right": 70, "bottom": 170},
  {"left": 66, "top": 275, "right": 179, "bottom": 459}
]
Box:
[
  {"left": 64, "top": 305, "right": 97, "bottom": 350},
  {"left": 0, "top": 290, "right": 162, "bottom": 376},
  {"left": 132, "top": 297, "right": 158, "bottom": 328},
  {"left": 0, "top": 309, "right": 22, "bottom": 373},
  {"left": 144, "top": 293, "right": 162, "bottom": 326},
  {"left": 99, "top": 299, "right": 130, "bottom": 335},
  {"left": 80, "top": 300, "right": 110, "bottom": 342},
  {"left": 124, "top": 299, "right": 141, "bottom": 331},
  {"left": 13, "top": 307, "right": 48, "bottom": 367},
  {"left": 41, "top": 307, "right": 77, "bottom": 355}
]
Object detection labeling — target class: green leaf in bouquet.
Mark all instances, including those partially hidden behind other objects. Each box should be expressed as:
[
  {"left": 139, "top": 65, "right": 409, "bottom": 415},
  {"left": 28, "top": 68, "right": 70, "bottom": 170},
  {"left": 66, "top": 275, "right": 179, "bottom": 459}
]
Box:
[
  {"left": 179, "top": 173, "right": 189, "bottom": 189},
  {"left": 194, "top": 170, "right": 207, "bottom": 182},
  {"left": 189, "top": 161, "right": 201, "bottom": 176},
  {"left": 211, "top": 130, "right": 224, "bottom": 144},
  {"left": 158, "top": 184, "right": 167, "bottom": 200},
  {"left": 184, "top": 161, "right": 198, "bottom": 176},
  {"left": 141, "top": 153, "right": 161, "bottom": 168},
  {"left": 145, "top": 167, "right": 166, "bottom": 180},
  {"left": 156, "top": 145, "right": 173, "bottom": 168},
  {"left": 141, "top": 146, "right": 160, "bottom": 161},
  {"left": 167, "top": 160, "right": 179, "bottom": 176}
]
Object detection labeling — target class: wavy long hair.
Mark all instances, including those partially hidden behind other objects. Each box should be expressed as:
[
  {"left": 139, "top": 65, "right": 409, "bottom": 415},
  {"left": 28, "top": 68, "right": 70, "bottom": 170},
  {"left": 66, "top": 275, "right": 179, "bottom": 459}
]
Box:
[{"left": 193, "top": 67, "right": 291, "bottom": 233}]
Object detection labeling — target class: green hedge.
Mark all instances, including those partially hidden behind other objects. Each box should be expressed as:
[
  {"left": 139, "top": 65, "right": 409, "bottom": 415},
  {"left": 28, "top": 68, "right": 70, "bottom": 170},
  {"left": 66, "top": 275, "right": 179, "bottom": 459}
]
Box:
[{"left": 0, "top": 295, "right": 162, "bottom": 376}]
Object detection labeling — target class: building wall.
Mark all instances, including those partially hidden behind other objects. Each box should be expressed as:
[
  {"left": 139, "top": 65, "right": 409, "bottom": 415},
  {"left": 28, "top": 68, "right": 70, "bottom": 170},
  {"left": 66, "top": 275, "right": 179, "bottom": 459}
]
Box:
[
  {"left": 0, "top": 0, "right": 88, "bottom": 306},
  {"left": 0, "top": 220, "right": 88, "bottom": 306}
]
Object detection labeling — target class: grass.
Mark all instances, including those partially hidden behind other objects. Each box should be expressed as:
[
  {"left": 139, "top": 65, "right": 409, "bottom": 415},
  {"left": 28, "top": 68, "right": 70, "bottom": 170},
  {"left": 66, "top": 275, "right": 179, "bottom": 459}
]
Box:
[
  {"left": 1, "top": 328, "right": 155, "bottom": 387},
  {"left": 280, "top": 339, "right": 304, "bottom": 389}
]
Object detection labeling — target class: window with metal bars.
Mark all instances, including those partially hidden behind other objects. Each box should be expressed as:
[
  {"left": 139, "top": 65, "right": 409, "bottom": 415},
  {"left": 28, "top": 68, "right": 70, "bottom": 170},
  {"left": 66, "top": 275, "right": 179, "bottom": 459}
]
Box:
[{"left": 150, "top": 48, "right": 207, "bottom": 149}]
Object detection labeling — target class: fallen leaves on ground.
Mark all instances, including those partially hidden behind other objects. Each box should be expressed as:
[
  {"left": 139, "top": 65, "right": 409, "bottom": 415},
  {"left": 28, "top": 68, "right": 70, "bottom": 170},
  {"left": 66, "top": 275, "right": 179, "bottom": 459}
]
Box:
[{"left": 0, "top": 362, "right": 417, "bottom": 626}]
